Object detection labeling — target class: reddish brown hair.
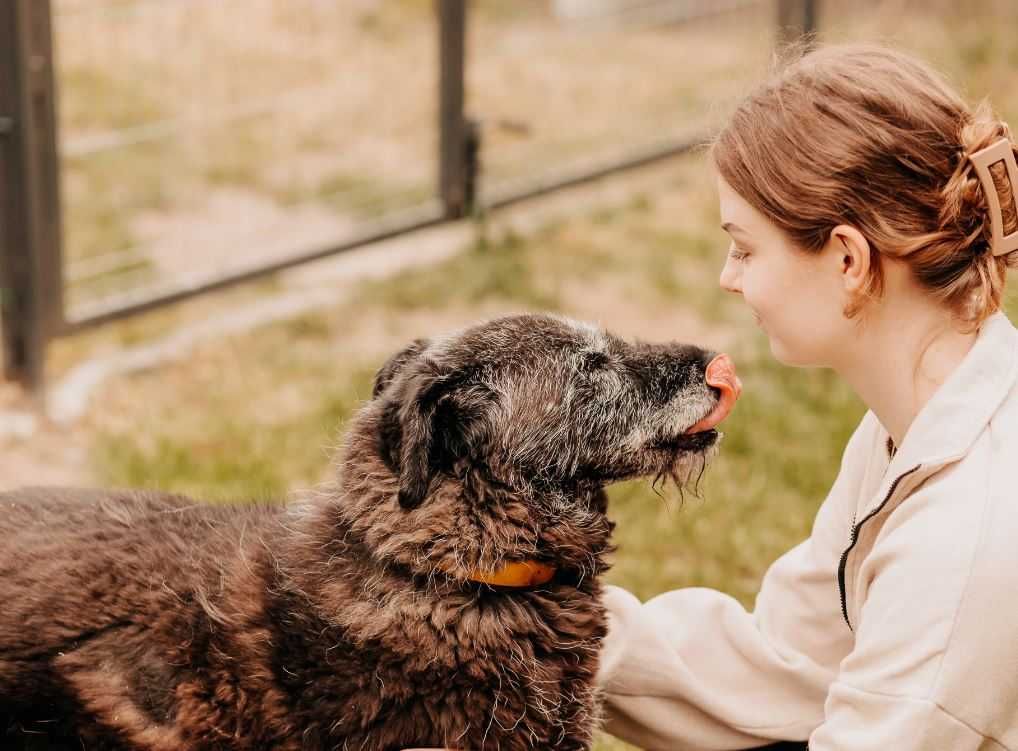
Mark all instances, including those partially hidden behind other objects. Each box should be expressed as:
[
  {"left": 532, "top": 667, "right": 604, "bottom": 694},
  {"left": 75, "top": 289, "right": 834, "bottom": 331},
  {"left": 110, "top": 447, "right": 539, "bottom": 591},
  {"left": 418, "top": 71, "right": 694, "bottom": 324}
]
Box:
[{"left": 712, "top": 43, "right": 1018, "bottom": 330}]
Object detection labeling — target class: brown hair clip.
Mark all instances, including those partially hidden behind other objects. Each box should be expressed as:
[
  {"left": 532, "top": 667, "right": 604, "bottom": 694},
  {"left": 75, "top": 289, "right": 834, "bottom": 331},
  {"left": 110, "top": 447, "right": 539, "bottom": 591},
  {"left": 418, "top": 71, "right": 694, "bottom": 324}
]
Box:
[{"left": 967, "top": 138, "right": 1018, "bottom": 257}]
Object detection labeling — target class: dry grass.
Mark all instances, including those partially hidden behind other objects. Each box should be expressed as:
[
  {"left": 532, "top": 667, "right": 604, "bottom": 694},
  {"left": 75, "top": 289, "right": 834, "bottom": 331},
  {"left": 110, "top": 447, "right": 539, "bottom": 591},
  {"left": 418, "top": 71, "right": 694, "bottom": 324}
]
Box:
[
  {"left": 13, "top": 2, "right": 1018, "bottom": 748},
  {"left": 77, "top": 152, "right": 853, "bottom": 751},
  {"left": 53, "top": 0, "right": 778, "bottom": 319}
]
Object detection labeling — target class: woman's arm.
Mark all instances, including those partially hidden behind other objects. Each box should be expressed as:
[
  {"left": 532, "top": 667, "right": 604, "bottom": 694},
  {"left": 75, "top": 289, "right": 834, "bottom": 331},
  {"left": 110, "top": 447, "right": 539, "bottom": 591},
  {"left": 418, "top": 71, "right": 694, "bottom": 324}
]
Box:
[
  {"left": 597, "top": 541, "right": 847, "bottom": 749},
  {"left": 595, "top": 415, "right": 880, "bottom": 749}
]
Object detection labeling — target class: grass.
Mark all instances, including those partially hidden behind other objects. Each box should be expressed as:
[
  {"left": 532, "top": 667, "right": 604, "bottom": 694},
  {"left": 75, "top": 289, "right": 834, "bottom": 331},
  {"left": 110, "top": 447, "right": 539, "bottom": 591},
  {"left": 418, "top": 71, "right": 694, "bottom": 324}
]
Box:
[
  {"left": 50, "top": 3, "right": 1018, "bottom": 748},
  {"left": 84, "top": 150, "right": 868, "bottom": 750},
  {"left": 82, "top": 156, "right": 1018, "bottom": 748},
  {"left": 60, "top": 65, "right": 167, "bottom": 133},
  {"left": 53, "top": 0, "right": 779, "bottom": 323},
  {"left": 277, "top": 170, "right": 434, "bottom": 219},
  {"left": 95, "top": 365, "right": 374, "bottom": 500},
  {"left": 358, "top": 228, "right": 567, "bottom": 313}
]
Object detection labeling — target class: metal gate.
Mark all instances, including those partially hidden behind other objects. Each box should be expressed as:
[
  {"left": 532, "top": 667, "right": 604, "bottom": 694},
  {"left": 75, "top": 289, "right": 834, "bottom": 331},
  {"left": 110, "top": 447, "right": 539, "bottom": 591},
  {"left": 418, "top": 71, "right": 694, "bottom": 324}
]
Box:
[{"left": 0, "top": 0, "right": 817, "bottom": 393}]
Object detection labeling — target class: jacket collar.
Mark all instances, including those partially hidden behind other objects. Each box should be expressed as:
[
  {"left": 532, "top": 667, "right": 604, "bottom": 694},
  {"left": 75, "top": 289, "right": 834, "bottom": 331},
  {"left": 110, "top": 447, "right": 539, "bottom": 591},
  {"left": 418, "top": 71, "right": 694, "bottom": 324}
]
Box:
[{"left": 881, "top": 311, "right": 1018, "bottom": 482}]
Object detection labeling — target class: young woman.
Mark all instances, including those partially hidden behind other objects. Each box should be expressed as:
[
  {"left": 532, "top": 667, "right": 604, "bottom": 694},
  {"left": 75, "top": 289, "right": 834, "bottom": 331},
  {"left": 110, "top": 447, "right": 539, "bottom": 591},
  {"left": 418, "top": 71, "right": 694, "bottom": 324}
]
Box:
[
  {"left": 408, "top": 42, "right": 1018, "bottom": 751},
  {"left": 597, "top": 43, "right": 1018, "bottom": 750}
]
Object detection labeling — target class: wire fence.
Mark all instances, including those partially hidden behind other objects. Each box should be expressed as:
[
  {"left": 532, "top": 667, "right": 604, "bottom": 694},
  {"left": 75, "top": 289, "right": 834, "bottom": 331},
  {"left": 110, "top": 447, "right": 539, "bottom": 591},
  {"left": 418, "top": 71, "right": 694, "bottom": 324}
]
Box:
[{"left": 0, "top": 0, "right": 817, "bottom": 391}]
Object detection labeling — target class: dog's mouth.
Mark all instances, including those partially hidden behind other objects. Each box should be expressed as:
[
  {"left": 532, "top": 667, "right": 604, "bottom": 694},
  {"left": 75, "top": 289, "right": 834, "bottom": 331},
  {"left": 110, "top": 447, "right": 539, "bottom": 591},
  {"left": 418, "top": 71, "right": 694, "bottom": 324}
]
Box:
[
  {"left": 651, "top": 429, "right": 719, "bottom": 454},
  {"left": 581, "top": 428, "right": 719, "bottom": 488},
  {"left": 650, "top": 426, "right": 720, "bottom": 482}
]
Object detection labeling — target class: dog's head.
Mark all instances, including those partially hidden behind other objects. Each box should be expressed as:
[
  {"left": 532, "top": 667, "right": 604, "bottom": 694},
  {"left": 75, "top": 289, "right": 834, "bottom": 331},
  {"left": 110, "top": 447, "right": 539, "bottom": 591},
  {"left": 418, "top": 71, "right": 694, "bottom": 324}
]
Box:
[{"left": 369, "top": 314, "right": 738, "bottom": 511}]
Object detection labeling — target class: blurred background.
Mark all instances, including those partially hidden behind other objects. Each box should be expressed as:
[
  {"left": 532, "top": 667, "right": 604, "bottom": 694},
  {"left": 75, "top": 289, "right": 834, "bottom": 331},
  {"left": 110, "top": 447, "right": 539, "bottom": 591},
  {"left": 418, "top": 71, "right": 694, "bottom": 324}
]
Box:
[{"left": 3, "top": 2, "right": 1018, "bottom": 748}]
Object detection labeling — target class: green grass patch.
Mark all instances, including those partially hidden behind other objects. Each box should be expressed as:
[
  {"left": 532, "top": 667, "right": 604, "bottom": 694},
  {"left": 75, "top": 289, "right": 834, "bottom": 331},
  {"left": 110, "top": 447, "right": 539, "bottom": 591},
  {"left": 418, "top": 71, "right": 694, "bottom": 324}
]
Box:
[
  {"left": 63, "top": 144, "right": 172, "bottom": 261},
  {"left": 94, "top": 361, "right": 375, "bottom": 500}
]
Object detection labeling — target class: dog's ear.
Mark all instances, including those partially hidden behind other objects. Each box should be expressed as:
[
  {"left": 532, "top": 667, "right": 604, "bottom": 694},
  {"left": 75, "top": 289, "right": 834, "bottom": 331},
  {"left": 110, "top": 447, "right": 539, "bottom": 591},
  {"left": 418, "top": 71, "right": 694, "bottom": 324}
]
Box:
[
  {"left": 375, "top": 354, "right": 450, "bottom": 511},
  {"left": 372, "top": 338, "right": 430, "bottom": 399},
  {"left": 393, "top": 368, "right": 447, "bottom": 510},
  {"left": 378, "top": 361, "right": 488, "bottom": 511}
]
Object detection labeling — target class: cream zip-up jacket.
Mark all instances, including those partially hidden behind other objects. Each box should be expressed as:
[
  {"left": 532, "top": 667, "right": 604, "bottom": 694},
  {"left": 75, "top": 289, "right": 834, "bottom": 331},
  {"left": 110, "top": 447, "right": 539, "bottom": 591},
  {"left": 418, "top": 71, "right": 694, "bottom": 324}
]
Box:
[{"left": 597, "top": 312, "right": 1018, "bottom": 750}]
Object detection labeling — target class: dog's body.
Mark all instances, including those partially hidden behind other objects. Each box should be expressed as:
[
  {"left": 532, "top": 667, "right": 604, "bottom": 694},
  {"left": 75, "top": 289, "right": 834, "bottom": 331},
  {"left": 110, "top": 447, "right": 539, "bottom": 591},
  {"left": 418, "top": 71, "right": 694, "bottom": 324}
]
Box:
[{"left": 0, "top": 315, "right": 731, "bottom": 750}]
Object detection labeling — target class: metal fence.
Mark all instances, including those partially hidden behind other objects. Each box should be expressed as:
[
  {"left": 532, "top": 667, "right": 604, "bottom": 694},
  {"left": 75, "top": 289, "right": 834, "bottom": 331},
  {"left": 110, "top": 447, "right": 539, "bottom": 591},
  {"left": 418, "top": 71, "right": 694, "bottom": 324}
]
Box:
[{"left": 0, "top": 0, "right": 817, "bottom": 392}]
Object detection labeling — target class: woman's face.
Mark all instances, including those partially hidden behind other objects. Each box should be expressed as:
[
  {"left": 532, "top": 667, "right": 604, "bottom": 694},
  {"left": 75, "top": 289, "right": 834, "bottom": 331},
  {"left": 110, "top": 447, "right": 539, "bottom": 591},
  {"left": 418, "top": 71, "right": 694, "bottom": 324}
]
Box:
[{"left": 716, "top": 177, "right": 851, "bottom": 367}]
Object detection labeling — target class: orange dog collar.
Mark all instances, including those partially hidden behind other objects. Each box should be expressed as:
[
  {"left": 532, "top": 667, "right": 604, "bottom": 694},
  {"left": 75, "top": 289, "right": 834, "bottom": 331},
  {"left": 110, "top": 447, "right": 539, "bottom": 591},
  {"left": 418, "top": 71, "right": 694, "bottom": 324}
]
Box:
[{"left": 465, "top": 560, "right": 557, "bottom": 588}]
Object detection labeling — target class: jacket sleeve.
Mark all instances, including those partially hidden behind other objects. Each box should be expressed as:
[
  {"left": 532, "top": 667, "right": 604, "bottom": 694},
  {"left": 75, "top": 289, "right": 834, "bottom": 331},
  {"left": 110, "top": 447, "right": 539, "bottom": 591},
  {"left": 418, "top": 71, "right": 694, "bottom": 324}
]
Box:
[{"left": 596, "top": 416, "right": 879, "bottom": 751}]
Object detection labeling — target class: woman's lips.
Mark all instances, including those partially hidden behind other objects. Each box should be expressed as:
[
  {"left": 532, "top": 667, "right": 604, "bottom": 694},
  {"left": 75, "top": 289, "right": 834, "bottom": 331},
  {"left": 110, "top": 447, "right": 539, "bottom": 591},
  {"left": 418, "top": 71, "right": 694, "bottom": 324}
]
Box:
[{"left": 686, "top": 353, "right": 742, "bottom": 433}]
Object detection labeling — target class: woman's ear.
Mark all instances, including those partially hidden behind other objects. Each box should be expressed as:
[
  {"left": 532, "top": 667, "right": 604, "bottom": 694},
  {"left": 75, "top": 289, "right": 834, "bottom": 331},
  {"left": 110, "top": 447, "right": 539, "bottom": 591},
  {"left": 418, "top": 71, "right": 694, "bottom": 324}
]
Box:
[{"left": 829, "top": 224, "right": 872, "bottom": 295}]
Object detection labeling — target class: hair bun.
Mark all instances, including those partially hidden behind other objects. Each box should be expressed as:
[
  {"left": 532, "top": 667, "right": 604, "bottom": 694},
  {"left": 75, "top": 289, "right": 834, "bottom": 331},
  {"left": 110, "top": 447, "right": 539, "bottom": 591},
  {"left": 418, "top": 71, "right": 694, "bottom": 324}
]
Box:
[{"left": 941, "top": 105, "right": 1017, "bottom": 259}]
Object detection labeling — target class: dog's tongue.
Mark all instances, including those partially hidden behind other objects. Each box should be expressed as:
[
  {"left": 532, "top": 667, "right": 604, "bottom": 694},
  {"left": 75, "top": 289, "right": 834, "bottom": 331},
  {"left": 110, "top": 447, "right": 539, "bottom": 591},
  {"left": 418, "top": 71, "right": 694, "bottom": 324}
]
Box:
[{"left": 686, "top": 354, "right": 742, "bottom": 433}]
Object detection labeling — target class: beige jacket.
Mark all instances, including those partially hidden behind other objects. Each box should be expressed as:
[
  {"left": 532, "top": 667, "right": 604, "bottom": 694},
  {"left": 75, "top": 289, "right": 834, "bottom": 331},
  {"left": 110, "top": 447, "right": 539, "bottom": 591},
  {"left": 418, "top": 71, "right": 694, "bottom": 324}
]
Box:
[{"left": 598, "top": 312, "right": 1018, "bottom": 750}]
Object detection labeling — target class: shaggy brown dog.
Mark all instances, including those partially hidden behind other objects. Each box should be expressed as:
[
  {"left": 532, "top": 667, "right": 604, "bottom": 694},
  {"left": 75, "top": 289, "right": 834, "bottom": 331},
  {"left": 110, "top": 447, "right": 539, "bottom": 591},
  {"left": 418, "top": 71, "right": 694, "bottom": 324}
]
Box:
[{"left": 0, "top": 314, "right": 735, "bottom": 750}]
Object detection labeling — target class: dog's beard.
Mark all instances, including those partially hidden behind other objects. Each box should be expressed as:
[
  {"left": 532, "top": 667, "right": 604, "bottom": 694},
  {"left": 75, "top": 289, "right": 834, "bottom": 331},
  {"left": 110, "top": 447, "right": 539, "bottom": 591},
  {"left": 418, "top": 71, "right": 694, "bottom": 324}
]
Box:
[{"left": 650, "top": 434, "right": 720, "bottom": 503}]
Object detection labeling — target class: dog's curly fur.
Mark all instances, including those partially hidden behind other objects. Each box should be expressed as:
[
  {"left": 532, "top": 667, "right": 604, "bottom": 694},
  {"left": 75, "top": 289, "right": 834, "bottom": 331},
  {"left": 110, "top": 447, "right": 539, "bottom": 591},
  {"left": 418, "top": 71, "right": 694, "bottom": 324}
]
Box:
[{"left": 0, "top": 314, "right": 723, "bottom": 750}]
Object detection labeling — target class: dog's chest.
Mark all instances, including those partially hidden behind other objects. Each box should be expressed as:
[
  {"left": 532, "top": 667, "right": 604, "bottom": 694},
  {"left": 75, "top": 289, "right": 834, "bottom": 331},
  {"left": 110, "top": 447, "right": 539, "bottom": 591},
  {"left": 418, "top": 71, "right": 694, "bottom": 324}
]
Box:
[{"left": 267, "top": 587, "right": 605, "bottom": 751}]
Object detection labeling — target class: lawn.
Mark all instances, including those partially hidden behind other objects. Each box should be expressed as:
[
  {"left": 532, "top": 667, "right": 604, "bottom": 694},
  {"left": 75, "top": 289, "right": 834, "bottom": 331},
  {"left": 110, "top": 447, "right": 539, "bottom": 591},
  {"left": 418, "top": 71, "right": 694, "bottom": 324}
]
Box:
[
  {"left": 53, "top": 0, "right": 778, "bottom": 321},
  {"left": 81, "top": 148, "right": 1018, "bottom": 748},
  {"left": 38, "top": 1, "right": 1018, "bottom": 748},
  {"left": 77, "top": 133, "right": 1013, "bottom": 750}
]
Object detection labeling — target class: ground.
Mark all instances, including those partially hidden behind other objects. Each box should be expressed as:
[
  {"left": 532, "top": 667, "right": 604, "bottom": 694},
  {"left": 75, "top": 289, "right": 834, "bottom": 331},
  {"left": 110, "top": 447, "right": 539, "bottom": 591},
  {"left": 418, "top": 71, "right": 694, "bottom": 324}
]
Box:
[{"left": 5, "top": 2, "right": 1018, "bottom": 749}]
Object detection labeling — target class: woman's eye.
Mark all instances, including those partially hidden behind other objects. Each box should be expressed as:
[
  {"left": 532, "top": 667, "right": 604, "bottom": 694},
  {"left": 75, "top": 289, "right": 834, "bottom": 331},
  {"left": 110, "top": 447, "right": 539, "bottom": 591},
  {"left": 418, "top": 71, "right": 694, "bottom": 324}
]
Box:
[{"left": 728, "top": 245, "right": 749, "bottom": 261}]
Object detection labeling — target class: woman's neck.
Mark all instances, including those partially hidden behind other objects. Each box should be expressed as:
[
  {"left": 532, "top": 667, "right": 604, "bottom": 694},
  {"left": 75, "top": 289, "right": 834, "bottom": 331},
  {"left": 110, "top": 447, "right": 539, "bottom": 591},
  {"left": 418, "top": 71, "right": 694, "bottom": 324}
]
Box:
[{"left": 834, "top": 306, "right": 978, "bottom": 448}]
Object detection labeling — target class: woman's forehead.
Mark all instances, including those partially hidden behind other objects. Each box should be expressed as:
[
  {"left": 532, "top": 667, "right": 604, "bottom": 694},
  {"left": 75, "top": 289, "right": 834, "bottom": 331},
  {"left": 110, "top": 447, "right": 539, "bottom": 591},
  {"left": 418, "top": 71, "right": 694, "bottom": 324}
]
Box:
[
  {"left": 718, "top": 182, "right": 779, "bottom": 241},
  {"left": 717, "top": 177, "right": 758, "bottom": 228}
]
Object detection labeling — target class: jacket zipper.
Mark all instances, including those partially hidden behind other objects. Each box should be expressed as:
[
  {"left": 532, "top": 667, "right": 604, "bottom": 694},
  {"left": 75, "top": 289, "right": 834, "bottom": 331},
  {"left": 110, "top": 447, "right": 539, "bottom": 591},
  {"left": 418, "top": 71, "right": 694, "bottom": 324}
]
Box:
[{"left": 836, "top": 465, "right": 922, "bottom": 630}]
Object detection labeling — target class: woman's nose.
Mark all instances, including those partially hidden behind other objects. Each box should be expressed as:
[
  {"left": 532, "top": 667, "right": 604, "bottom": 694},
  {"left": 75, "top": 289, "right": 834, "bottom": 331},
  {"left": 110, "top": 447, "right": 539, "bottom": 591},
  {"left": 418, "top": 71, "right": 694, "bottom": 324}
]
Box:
[{"left": 719, "top": 256, "right": 742, "bottom": 294}]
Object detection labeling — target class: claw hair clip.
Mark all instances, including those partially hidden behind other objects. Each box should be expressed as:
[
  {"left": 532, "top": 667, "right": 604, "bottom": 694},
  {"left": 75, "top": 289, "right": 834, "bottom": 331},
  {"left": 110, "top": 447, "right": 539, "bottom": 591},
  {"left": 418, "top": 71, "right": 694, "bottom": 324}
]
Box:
[{"left": 967, "top": 138, "right": 1018, "bottom": 256}]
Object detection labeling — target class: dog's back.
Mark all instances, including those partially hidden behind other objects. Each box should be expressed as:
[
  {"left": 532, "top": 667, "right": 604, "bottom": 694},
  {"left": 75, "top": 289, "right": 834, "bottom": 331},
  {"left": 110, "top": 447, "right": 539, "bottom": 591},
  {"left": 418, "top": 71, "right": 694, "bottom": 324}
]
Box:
[{"left": 0, "top": 488, "right": 283, "bottom": 748}]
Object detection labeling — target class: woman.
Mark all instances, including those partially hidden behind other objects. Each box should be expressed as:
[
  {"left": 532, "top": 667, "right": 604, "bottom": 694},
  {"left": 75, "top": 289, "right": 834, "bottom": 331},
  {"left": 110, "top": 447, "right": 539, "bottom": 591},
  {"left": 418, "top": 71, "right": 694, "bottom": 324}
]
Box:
[
  {"left": 598, "top": 43, "right": 1018, "bottom": 750},
  {"left": 413, "top": 42, "right": 1018, "bottom": 750}
]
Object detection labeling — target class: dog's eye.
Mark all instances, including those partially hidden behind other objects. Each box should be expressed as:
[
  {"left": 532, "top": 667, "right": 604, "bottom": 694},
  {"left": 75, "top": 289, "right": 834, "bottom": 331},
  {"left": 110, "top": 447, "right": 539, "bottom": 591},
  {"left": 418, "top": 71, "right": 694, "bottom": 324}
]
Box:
[{"left": 579, "top": 351, "right": 612, "bottom": 373}]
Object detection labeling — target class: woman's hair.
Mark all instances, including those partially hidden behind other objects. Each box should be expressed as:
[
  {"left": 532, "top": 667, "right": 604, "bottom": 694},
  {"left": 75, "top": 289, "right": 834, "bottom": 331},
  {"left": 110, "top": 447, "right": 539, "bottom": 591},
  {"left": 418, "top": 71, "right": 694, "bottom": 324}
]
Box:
[{"left": 712, "top": 42, "right": 1018, "bottom": 330}]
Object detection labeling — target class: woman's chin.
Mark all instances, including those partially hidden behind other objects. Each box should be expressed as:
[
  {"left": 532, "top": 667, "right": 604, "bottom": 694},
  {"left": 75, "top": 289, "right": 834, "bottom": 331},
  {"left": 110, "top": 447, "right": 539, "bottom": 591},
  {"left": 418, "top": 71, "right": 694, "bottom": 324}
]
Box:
[
  {"left": 768, "top": 337, "right": 825, "bottom": 368},
  {"left": 768, "top": 335, "right": 804, "bottom": 366}
]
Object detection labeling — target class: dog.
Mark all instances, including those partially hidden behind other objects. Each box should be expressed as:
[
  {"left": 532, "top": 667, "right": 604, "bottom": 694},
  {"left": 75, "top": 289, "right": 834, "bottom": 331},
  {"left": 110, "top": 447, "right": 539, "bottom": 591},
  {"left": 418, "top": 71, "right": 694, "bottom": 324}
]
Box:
[{"left": 0, "top": 313, "right": 739, "bottom": 750}]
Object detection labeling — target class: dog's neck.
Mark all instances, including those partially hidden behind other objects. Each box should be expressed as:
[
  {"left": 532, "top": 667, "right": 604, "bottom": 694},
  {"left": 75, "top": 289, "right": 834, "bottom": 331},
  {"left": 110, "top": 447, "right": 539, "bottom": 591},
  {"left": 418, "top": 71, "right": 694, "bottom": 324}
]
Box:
[{"left": 292, "top": 417, "right": 613, "bottom": 599}]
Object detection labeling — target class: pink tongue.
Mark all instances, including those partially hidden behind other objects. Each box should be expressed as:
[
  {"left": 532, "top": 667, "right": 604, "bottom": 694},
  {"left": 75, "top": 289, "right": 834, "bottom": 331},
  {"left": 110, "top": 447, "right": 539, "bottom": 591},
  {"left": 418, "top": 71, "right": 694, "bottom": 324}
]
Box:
[{"left": 686, "top": 354, "right": 742, "bottom": 433}]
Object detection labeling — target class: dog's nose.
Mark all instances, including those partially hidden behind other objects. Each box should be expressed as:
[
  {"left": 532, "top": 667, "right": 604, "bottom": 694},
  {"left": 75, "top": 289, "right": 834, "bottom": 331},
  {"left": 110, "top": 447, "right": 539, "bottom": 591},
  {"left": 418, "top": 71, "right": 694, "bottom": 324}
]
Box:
[{"left": 686, "top": 354, "right": 741, "bottom": 433}]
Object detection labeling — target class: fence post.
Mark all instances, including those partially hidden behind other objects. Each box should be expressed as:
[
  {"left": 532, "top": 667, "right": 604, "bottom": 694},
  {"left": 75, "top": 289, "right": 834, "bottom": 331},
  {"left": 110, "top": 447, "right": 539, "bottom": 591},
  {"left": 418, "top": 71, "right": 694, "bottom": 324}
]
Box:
[
  {"left": 437, "top": 0, "right": 476, "bottom": 219},
  {"left": 0, "top": 0, "right": 64, "bottom": 395},
  {"left": 777, "top": 0, "right": 818, "bottom": 46}
]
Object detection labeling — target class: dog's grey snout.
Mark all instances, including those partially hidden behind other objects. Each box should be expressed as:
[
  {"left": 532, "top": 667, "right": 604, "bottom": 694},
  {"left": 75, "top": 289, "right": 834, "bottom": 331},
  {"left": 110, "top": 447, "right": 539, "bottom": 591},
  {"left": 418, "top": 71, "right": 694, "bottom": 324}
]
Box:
[{"left": 642, "top": 343, "right": 719, "bottom": 401}]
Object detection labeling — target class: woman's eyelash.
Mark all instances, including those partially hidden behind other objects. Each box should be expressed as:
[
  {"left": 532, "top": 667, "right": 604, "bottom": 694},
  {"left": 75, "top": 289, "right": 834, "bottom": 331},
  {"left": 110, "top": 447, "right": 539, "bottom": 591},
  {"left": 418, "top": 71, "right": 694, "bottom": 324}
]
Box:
[{"left": 728, "top": 246, "right": 749, "bottom": 261}]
